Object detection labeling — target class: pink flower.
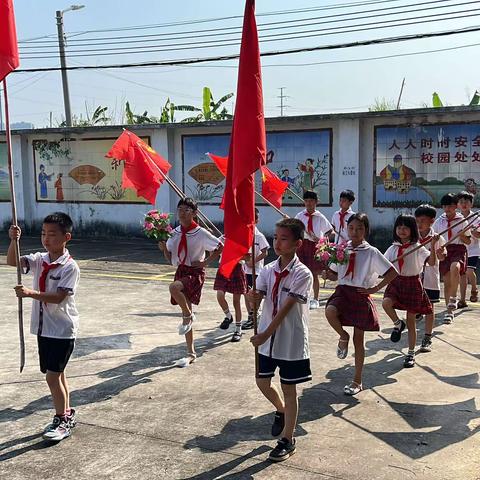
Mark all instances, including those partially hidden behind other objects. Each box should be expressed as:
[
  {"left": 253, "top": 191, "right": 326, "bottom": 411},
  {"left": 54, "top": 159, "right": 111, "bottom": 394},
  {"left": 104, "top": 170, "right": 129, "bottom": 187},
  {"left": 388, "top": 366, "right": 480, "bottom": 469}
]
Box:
[
  {"left": 144, "top": 222, "right": 154, "bottom": 231},
  {"left": 320, "top": 252, "right": 330, "bottom": 262},
  {"left": 149, "top": 212, "right": 160, "bottom": 220},
  {"left": 147, "top": 209, "right": 157, "bottom": 215},
  {"left": 166, "top": 225, "right": 173, "bottom": 233},
  {"left": 337, "top": 251, "right": 345, "bottom": 262}
]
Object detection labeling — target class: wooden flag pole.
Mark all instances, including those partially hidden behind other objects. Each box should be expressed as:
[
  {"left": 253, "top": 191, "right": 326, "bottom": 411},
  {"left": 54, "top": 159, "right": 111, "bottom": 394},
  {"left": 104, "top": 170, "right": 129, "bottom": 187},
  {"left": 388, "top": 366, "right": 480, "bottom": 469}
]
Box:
[
  {"left": 3, "top": 79, "right": 25, "bottom": 373},
  {"left": 251, "top": 230, "right": 259, "bottom": 378},
  {"left": 256, "top": 190, "right": 289, "bottom": 218}
]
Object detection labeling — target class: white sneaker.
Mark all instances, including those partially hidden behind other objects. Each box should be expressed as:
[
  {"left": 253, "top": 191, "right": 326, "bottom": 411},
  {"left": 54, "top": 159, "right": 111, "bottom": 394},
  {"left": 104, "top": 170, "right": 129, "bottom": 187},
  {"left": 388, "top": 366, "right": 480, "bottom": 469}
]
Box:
[
  {"left": 42, "top": 419, "right": 71, "bottom": 441},
  {"left": 178, "top": 313, "right": 195, "bottom": 335},
  {"left": 309, "top": 299, "right": 319, "bottom": 310}
]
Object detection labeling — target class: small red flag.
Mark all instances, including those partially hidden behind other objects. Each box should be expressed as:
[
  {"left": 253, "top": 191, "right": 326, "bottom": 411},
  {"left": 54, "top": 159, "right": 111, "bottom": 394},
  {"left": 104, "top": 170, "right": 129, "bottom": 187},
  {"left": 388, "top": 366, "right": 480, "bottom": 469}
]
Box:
[
  {"left": 261, "top": 166, "right": 288, "bottom": 209},
  {"left": 0, "top": 0, "right": 20, "bottom": 82},
  {"left": 105, "top": 130, "right": 172, "bottom": 205},
  {"left": 207, "top": 152, "right": 228, "bottom": 176},
  {"left": 219, "top": 0, "right": 266, "bottom": 278}
]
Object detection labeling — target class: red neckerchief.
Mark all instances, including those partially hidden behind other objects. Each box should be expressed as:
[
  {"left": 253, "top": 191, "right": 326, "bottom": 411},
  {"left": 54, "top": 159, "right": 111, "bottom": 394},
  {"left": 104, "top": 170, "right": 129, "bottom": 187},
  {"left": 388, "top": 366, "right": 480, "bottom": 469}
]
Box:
[
  {"left": 397, "top": 242, "right": 412, "bottom": 273},
  {"left": 39, "top": 261, "right": 61, "bottom": 292},
  {"left": 343, "top": 251, "right": 356, "bottom": 279},
  {"left": 304, "top": 211, "right": 315, "bottom": 234},
  {"left": 272, "top": 269, "right": 290, "bottom": 317},
  {"left": 177, "top": 221, "right": 198, "bottom": 265},
  {"left": 446, "top": 216, "right": 454, "bottom": 241},
  {"left": 339, "top": 210, "right": 348, "bottom": 229}
]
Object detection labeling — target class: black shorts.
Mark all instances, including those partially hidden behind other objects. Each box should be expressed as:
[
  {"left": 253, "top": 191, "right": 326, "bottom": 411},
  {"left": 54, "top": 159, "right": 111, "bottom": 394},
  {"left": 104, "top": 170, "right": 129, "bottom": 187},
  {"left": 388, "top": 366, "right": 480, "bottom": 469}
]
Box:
[
  {"left": 425, "top": 289, "right": 440, "bottom": 303},
  {"left": 246, "top": 273, "right": 257, "bottom": 289},
  {"left": 467, "top": 256, "right": 479, "bottom": 269},
  {"left": 257, "top": 354, "right": 312, "bottom": 385},
  {"left": 37, "top": 336, "right": 75, "bottom": 374}
]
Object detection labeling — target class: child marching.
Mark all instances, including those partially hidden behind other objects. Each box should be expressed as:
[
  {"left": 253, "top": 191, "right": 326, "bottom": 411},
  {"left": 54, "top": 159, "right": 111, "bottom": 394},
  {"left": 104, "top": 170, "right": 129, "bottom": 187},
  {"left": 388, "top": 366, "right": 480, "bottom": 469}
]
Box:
[
  {"left": 158, "top": 197, "right": 222, "bottom": 367},
  {"left": 242, "top": 208, "right": 270, "bottom": 330},
  {"left": 331, "top": 190, "right": 355, "bottom": 244},
  {"left": 8, "top": 213, "right": 80, "bottom": 442},
  {"left": 294, "top": 190, "right": 333, "bottom": 309},
  {"left": 249, "top": 218, "right": 313, "bottom": 462},
  {"left": 324, "top": 213, "right": 397, "bottom": 395},
  {"left": 383, "top": 214, "right": 437, "bottom": 368},
  {"left": 433, "top": 193, "right": 471, "bottom": 323},
  {"left": 214, "top": 234, "right": 248, "bottom": 342},
  {"left": 414, "top": 205, "right": 446, "bottom": 352},
  {"left": 457, "top": 191, "right": 480, "bottom": 307}
]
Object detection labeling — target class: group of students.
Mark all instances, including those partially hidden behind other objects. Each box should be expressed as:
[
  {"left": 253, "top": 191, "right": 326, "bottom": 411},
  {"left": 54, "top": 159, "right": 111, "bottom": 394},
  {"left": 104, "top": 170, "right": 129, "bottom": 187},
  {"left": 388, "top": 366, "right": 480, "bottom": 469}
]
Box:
[{"left": 6, "top": 188, "right": 479, "bottom": 462}]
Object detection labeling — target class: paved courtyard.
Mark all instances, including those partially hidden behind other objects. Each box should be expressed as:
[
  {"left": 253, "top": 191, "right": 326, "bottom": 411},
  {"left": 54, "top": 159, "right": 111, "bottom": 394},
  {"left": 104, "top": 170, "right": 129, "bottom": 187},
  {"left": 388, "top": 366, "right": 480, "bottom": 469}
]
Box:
[{"left": 0, "top": 236, "right": 479, "bottom": 479}]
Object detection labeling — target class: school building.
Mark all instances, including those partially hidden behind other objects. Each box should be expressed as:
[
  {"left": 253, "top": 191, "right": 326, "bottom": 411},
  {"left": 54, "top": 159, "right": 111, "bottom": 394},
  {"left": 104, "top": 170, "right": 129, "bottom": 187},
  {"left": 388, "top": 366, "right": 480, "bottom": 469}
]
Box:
[{"left": 1, "top": 105, "right": 479, "bottom": 245}]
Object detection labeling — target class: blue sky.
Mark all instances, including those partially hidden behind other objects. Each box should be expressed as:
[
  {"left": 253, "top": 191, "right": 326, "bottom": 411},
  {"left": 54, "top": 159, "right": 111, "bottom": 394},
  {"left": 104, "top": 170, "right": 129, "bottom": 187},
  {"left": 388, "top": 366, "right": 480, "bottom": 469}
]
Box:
[{"left": 5, "top": 0, "right": 480, "bottom": 126}]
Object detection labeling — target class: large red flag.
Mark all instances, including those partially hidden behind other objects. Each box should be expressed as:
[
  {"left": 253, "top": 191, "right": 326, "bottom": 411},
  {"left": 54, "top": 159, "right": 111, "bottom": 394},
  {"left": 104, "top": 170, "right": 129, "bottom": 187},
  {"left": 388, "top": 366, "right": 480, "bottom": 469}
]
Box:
[
  {"left": 0, "top": 0, "right": 20, "bottom": 81},
  {"left": 261, "top": 166, "right": 288, "bottom": 209},
  {"left": 105, "top": 129, "right": 172, "bottom": 205},
  {"left": 219, "top": 0, "right": 266, "bottom": 277}
]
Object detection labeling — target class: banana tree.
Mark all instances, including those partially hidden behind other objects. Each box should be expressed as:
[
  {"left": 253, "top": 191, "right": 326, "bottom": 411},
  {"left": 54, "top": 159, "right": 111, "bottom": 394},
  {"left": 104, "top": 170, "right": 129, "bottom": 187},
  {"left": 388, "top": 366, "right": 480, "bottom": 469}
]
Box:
[
  {"left": 175, "top": 87, "right": 234, "bottom": 122},
  {"left": 432, "top": 90, "right": 480, "bottom": 108}
]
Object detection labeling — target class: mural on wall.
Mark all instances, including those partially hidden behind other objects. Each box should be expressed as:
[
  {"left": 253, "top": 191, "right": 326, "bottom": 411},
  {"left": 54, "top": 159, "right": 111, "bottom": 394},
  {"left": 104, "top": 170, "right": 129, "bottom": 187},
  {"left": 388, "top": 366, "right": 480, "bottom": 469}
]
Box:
[
  {"left": 33, "top": 137, "right": 149, "bottom": 203},
  {"left": 183, "top": 130, "right": 332, "bottom": 206},
  {"left": 0, "top": 142, "right": 11, "bottom": 201},
  {"left": 375, "top": 124, "right": 480, "bottom": 208}
]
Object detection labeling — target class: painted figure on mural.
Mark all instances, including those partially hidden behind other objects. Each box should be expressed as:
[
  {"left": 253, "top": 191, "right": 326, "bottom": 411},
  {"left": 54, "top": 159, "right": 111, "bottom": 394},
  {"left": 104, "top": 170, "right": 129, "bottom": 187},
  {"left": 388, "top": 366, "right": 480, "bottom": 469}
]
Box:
[
  {"left": 55, "top": 173, "right": 64, "bottom": 201},
  {"left": 280, "top": 168, "right": 296, "bottom": 187},
  {"left": 298, "top": 158, "right": 315, "bottom": 192},
  {"left": 38, "top": 164, "right": 54, "bottom": 199}
]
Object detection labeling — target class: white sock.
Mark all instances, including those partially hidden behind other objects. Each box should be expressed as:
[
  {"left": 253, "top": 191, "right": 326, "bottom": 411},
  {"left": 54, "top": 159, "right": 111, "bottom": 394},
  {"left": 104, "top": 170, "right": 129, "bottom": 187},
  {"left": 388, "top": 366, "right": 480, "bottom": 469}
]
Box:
[
  {"left": 235, "top": 323, "right": 242, "bottom": 333},
  {"left": 224, "top": 310, "right": 232, "bottom": 319}
]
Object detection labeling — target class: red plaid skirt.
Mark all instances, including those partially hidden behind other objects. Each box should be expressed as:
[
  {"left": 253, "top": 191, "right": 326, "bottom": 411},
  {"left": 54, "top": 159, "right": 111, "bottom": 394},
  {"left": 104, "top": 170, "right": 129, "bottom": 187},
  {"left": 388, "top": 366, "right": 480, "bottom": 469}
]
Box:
[
  {"left": 170, "top": 264, "right": 206, "bottom": 306},
  {"left": 384, "top": 275, "right": 432, "bottom": 314},
  {"left": 213, "top": 263, "right": 248, "bottom": 294},
  {"left": 439, "top": 244, "right": 467, "bottom": 276},
  {"left": 297, "top": 239, "right": 326, "bottom": 274},
  {"left": 327, "top": 285, "right": 380, "bottom": 331}
]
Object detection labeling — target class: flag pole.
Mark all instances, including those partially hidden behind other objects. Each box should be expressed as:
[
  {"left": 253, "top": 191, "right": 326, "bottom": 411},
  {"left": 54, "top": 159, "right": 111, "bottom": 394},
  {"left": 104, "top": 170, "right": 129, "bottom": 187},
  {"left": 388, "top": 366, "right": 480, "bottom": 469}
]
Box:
[
  {"left": 286, "top": 186, "right": 304, "bottom": 203},
  {"left": 256, "top": 190, "right": 289, "bottom": 218},
  {"left": 251, "top": 180, "right": 259, "bottom": 378},
  {"left": 3, "top": 78, "right": 25, "bottom": 373}
]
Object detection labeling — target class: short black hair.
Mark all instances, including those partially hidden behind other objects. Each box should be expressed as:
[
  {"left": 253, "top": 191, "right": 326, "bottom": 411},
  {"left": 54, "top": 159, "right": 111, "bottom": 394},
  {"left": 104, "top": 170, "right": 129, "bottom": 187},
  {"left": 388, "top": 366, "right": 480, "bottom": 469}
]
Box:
[
  {"left": 457, "top": 190, "right": 474, "bottom": 203},
  {"left": 440, "top": 193, "right": 458, "bottom": 206},
  {"left": 43, "top": 212, "right": 73, "bottom": 234},
  {"left": 303, "top": 190, "right": 318, "bottom": 201},
  {"left": 177, "top": 197, "right": 197, "bottom": 211},
  {"left": 347, "top": 213, "right": 370, "bottom": 238},
  {"left": 393, "top": 214, "right": 419, "bottom": 243},
  {"left": 414, "top": 204, "right": 437, "bottom": 219},
  {"left": 340, "top": 189, "right": 355, "bottom": 202},
  {"left": 275, "top": 218, "right": 305, "bottom": 241}
]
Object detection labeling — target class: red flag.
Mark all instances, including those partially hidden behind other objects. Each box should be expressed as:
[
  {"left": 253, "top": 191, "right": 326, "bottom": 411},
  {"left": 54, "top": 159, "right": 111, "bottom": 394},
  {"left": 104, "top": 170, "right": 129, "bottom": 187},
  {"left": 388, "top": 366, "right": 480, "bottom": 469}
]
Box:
[
  {"left": 0, "top": 0, "right": 20, "bottom": 82},
  {"left": 207, "top": 152, "right": 228, "bottom": 176},
  {"left": 219, "top": 0, "right": 266, "bottom": 278},
  {"left": 105, "top": 129, "right": 172, "bottom": 205},
  {"left": 261, "top": 166, "right": 288, "bottom": 209}
]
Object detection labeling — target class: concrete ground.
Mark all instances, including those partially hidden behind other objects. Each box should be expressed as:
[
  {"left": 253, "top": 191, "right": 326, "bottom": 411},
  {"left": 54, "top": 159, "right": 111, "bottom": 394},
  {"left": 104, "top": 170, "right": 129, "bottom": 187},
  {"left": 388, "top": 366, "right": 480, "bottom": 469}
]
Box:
[{"left": 0, "top": 236, "right": 479, "bottom": 480}]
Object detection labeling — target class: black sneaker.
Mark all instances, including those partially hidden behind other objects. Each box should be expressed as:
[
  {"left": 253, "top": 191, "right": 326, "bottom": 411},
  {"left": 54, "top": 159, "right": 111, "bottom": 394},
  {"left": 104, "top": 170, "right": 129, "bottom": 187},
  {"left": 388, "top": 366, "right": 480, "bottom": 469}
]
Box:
[
  {"left": 219, "top": 316, "right": 233, "bottom": 330},
  {"left": 403, "top": 354, "right": 415, "bottom": 368},
  {"left": 390, "top": 320, "right": 406, "bottom": 343},
  {"left": 269, "top": 437, "right": 296, "bottom": 462},
  {"left": 231, "top": 330, "right": 242, "bottom": 342},
  {"left": 419, "top": 336, "right": 432, "bottom": 353},
  {"left": 271, "top": 411, "right": 285, "bottom": 437},
  {"left": 241, "top": 317, "right": 254, "bottom": 330},
  {"left": 68, "top": 408, "right": 77, "bottom": 428}
]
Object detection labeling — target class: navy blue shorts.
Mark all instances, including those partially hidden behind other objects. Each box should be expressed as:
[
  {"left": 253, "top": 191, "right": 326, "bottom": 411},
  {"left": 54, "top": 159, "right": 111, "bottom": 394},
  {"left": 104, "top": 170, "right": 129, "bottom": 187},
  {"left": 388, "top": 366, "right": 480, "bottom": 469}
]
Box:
[
  {"left": 257, "top": 354, "right": 312, "bottom": 385},
  {"left": 37, "top": 336, "right": 75, "bottom": 374},
  {"left": 467, "top": 256, "right": 479, "bottom": 269},
  {"left": 425, "top": 289, "right": 440, "bottom": 303}
]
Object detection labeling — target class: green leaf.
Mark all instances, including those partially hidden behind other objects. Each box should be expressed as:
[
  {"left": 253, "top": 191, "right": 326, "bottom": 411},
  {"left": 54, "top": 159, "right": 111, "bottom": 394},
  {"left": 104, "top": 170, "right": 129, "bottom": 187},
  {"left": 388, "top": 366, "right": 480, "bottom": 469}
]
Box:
[
  {"left": 203, "top": 87, "right": 212, "bottom": 120},
  {"left": 432, "top": 92, "right": 443, "bottom": 108},
  {"left": 469, "top": 90, "right": 480, "bottom": 106}
]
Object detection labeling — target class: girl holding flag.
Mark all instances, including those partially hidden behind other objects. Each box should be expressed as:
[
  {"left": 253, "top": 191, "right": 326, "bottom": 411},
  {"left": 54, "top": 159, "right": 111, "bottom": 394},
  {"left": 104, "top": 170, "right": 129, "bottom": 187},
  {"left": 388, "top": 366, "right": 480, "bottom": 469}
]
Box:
[{"left": 324, "top": 214, "right": 397, "bottom": 395}]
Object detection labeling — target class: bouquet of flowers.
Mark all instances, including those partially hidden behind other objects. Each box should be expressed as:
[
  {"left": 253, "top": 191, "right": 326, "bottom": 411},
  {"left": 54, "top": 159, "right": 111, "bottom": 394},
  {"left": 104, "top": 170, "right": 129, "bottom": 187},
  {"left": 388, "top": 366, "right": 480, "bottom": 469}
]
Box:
[
  {"left": 143, "top": 210, "right": 173, "bottom": 241},
  {"left": 315, "top": 237, "right": 350, "bottom": 266}
]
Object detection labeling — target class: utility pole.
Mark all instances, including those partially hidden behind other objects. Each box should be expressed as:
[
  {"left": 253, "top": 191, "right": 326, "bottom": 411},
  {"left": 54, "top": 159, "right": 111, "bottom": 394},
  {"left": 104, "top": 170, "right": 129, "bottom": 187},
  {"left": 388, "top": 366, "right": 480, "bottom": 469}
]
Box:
[
  {"left": 56, "top": 5, "right": 84, "bottom": 127},
  {"left": 277, "top": 87, "right": 289, "bottom": 117},
  {"left": 396, "top": 77, "right": 406, "bottom": 110}
]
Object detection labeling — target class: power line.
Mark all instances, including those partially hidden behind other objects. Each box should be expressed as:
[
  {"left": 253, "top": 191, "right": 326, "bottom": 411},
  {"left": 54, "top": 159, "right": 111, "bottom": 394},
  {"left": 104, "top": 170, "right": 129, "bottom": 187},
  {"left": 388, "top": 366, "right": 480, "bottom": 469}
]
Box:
[
  {"left": 19, "top": 9, "right": 480, "bottom": 59},
  {"left": 13, "top": 24, "right": 480, "bottom": 73},
  {"left": 18, "top": 0, "right": 461, "bottom": 47}
]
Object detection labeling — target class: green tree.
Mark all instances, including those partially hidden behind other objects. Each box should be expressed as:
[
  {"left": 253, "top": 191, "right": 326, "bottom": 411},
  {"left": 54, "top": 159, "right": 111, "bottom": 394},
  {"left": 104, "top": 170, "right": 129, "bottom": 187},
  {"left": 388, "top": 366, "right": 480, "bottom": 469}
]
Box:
[
  {"left": 175, "top": 87, "right": 234, "bottom": 122},
  {"left": 368, "top": 97, "right": 396, "bottom": 112}
]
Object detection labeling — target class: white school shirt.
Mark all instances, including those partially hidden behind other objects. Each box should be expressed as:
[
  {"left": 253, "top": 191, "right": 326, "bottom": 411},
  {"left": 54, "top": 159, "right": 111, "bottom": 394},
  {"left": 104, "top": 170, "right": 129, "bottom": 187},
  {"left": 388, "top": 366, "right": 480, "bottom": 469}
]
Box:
[
  {"left": 463, "top": 212, "right": 480, "bottom": 257},
  {"left": 22, "top": 250, "right": 80, "bottom": 339},
  {"left": 330, "top": 241, "right": 394, "bottom": 288},
  {"left": 256, "top": 255, "right": 313, "bottom": 361},
  {"left": 433, "top": 213, "right": 470, "bottom": 245},
  {"left": 294, "top": 209, "right": 332, "bottom": 242},
  {"left": 244, "top": 227, "right": 270, "bottom": 275},
  {"left": 384, "top": 242, "right": 430, "bottom": 277},
  {"left": 419, "top": 228, "right": 446, "bottom": 291},
  {"left": 331, "top": 208, "right": 355, "bottom": 244},
  {"left": 166, "top": 225, "right": 220, "bottom": 267}
]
